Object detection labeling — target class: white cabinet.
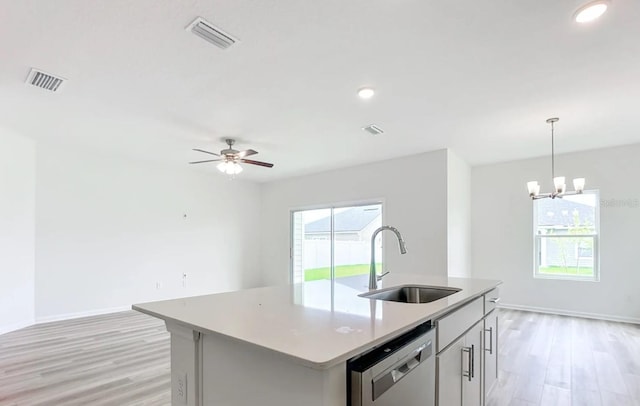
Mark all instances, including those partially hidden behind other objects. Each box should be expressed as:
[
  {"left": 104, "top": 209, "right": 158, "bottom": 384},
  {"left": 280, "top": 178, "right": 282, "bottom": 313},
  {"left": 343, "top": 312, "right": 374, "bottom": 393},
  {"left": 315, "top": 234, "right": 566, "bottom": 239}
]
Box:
[
  {"left": 436, "top": 336, "right": 464, "bottom": 406},
  {"left": 483, "top": 310, "right": 498, "bottom": 402},
  {"left": 462, "top": 321, "right": 483, "bottom": 406},
  {"left": 483, "top": 288, "right": 500, "bottom": 314},
  {"left": 436, "top": 321, "right": 483, "bottom": 406},
  {"left": 436, "top": 289, "right": 501, "bottom": 406},
  {"left": 436, "top": 297, "right": 484, "bottom": 352},
  {"left": 483, "top": 288, "right": 500, "bottom": 402}
]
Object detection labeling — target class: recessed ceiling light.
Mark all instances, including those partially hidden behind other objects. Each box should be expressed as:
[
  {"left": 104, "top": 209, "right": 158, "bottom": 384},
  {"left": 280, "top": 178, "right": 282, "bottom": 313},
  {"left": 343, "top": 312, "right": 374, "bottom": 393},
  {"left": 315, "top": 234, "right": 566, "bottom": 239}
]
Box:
[
  {"left": 574, "top": 0, "right": 609, "bottom": 23},
  {"left": 358, "top": 87, "right": 375, "bottom": 99}
]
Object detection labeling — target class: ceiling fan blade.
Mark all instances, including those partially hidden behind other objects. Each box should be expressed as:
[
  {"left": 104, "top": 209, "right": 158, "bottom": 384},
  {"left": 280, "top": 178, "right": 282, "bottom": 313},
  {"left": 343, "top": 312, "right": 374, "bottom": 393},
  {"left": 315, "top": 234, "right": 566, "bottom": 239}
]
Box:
[
  {"left": 192, "top": 148, "right": 220, "bottom": 157},
  {"left": 241, "top": 158, "right": 274, "bottom": 168},
  {"left": 189, "top": 159, "right": 222, "bottom": 164},
  {"left": 237, "top": 149, "right": 258, "bottom": 158}
]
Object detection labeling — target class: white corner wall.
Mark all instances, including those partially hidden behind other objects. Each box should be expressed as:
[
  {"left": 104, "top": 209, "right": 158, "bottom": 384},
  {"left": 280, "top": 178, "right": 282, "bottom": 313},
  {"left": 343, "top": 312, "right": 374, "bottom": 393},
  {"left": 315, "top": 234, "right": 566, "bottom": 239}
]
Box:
[
  {"left": 34, "top": 143, "right": 262, "bottom": 322},
  {"left": 471, "top": 143, "right": 640, "bottom": 323},
  {"left": 260, "top": 150, "right": 449, "bottom": 286},
  {"left": 447, "top": 150, "right": 471, "bottom": 278},
  {"left": 0, "top": 128, "right": 35, "bottom": 334}
]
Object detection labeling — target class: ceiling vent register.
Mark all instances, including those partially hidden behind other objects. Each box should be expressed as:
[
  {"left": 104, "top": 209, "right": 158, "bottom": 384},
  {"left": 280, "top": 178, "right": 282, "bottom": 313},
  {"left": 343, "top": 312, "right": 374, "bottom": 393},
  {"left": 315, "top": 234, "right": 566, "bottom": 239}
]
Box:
[
  {"left": 26, "top": 69, "right": 66, "bottom": 92},
  {"left": 362, "top": 124, "right": 384, "bottom": 135},
  {"left": 187, "top": 17, "right": 237, "bottom": 50}
]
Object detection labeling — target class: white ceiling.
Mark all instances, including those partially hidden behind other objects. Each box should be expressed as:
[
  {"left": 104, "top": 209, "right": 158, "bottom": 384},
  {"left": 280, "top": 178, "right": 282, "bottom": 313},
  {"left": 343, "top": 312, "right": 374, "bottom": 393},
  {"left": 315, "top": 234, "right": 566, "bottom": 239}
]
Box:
[{"left": 1, "top": 0, "right": 639, "bottom": 182}]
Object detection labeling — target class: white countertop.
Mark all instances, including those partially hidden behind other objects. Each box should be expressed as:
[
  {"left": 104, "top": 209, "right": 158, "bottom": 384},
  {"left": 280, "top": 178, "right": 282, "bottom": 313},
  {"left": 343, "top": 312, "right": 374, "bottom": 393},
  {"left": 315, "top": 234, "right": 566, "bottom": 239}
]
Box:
[{"left": 133, "top": 274, "right": 501, "bottom": 369}]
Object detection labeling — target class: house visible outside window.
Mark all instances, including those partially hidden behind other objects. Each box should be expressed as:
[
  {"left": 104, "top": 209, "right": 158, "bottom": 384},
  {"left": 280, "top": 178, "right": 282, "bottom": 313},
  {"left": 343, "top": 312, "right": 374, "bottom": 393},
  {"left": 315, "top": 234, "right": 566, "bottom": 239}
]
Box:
[
  {"left": 291, "top": 203, "right": 382, "bottom": 287},
  {"left": 533, "top": 191, "right": 599, "bottom": 281}
]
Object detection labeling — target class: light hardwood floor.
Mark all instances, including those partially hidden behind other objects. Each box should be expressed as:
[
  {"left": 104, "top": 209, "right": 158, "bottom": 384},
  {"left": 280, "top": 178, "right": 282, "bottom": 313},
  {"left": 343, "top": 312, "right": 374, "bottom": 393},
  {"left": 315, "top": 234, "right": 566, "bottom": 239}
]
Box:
[
  {"left": 1, "top": 309, "right": 639, "bottom": 405},
  {"left": 0, "top": 311, "right": 170, "bottom": 406},
  {"left": 487, "top": 309, "right": 640, "bottom": 406}
]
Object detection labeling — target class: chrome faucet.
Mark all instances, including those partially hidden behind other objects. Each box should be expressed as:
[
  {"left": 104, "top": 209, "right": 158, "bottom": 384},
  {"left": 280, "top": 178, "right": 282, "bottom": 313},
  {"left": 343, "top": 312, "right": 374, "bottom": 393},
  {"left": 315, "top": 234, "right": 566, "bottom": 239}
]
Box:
[{"left": 369, "top": 225, "right": 407, "bottom": 290}]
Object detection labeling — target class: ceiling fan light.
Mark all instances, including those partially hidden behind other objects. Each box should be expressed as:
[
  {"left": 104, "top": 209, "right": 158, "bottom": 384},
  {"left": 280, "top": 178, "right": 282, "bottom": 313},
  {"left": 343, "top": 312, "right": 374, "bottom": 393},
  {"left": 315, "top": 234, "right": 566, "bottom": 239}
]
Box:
[
  {"left": 218, "top": 161, "right": 243, "bottom": 175},
  {"left": 191, "top": 139, "right": 272, "bottom": 174},
  {"left": 573, "top": 177, "right": 586, "bottom": 193},
  {"left": 217, "top": 161, "right": 228, "bottom": 173}
]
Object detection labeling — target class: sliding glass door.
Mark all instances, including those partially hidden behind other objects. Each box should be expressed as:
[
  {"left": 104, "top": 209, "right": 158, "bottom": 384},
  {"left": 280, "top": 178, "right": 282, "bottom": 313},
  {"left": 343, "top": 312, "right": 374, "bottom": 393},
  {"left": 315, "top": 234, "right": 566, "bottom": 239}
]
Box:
[{"left": 291, "top": 203, "right": 382, "bottom": 287}]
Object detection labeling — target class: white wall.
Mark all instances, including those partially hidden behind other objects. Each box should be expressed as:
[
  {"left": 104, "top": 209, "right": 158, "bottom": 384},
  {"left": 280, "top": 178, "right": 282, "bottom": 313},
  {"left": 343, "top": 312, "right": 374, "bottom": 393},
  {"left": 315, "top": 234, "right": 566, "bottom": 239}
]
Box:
[
  {"left": 447, "top": 150, "right": 471, "bottom": 277},
  {"left": 34, "top": 143, "right": 262, "bottom": 321},
  {"left": 0, "top": 128, "right": 35, "bottom": 334},
  {"left": 471, "top": 144, "right": 640, "bottom": 323},
  {"left": 260, "top": 150, "right": 449, "bottom": 286}
]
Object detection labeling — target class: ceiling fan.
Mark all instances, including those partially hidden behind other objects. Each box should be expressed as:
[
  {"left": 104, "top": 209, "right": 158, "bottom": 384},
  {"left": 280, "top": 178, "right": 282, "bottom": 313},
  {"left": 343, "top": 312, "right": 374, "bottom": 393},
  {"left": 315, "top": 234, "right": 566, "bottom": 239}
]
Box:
[{"left": 189, "top": 139, "right": 274, "bottom": 175}]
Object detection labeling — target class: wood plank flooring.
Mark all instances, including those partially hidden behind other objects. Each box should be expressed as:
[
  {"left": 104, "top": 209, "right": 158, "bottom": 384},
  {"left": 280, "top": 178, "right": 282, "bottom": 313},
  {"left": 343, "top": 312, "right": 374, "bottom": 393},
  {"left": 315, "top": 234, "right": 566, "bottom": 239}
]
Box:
[
  {"left": 0, "top": 311, "right": 170, "bottom": 406},
  {"left": 487, "top": 309, "right": 640, "bottom": 406},
  {"left": 1, "top": 309, "right": 639, "bottom": 405}
]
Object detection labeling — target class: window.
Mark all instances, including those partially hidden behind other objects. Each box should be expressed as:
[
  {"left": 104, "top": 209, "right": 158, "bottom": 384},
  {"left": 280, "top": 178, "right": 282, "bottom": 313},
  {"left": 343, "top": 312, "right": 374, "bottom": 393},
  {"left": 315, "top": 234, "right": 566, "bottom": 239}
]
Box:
[
  {"left": 290, "top": 203, "right": 382, "bottom": 286},
  {"left": 533, "top": 191, "right": 599, "bottom": 280}
]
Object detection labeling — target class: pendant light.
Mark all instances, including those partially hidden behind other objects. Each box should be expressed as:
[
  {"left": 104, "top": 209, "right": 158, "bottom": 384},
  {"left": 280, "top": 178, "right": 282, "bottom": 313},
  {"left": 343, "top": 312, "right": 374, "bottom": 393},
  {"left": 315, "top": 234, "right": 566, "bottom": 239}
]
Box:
[{"left": 527, "top": 118, "right": 585, "bottom": 199}]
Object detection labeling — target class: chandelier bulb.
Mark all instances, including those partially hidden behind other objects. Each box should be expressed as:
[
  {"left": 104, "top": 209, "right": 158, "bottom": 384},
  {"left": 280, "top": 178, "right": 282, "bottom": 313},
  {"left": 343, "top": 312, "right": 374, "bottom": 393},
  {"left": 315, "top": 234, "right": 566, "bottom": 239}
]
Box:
[
  {"left": 527, "top": 181, "right": 540, "bottom": 196},
  {"left": 553, "top": 176, "right": 566, "bottom": 194}
]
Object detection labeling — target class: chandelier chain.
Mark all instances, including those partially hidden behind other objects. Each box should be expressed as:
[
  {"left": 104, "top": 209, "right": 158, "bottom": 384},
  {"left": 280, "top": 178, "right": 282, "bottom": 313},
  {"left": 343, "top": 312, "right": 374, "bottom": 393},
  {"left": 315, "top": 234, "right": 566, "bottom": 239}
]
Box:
[{"left": 551, "top": 119, "right": 555, "bottom": 181}]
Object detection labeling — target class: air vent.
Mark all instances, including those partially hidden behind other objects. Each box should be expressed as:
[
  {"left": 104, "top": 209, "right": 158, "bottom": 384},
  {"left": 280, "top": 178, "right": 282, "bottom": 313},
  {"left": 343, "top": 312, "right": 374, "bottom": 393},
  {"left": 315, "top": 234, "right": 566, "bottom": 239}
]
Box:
[
  {"left": 26, "top": 69, "right": 66, "bottom": 92},
  {"left": 186, "top": 17, "right": 238, "bottom": 50},
  {"left": 362, "top": 124, "right": 384, "bottom": 135}
]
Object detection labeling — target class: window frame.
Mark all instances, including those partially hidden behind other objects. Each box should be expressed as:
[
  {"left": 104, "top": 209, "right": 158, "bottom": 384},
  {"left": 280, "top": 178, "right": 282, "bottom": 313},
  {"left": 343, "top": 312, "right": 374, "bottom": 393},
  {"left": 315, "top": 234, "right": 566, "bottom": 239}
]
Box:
[{"left": 532, "top": 190, "right": 600, "bottom": 282}]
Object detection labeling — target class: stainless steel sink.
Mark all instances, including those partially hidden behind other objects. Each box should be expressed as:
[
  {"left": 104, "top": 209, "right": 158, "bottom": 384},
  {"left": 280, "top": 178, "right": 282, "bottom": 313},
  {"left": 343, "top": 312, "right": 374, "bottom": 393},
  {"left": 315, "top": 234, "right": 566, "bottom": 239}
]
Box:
[{"left": 359, "top": 285, "right": 461, "bottom": 304}]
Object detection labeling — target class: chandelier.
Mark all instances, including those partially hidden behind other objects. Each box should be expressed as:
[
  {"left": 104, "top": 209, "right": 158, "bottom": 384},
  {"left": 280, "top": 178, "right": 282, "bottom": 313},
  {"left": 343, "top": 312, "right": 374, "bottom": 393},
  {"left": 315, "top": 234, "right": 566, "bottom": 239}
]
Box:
[{"left": 527, "top": 118, "right": 585, "bottom": 200}]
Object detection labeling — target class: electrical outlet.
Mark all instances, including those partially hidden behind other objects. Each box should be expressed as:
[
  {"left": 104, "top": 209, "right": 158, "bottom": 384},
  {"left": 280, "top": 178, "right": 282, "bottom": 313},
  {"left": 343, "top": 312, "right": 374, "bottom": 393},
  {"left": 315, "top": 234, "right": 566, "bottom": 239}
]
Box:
[
  {"left": 156, "top": 282, "right": 162, "bottom": 290},
  {"left": 174, "top": 371, "right": 187, "bottom": 404}
]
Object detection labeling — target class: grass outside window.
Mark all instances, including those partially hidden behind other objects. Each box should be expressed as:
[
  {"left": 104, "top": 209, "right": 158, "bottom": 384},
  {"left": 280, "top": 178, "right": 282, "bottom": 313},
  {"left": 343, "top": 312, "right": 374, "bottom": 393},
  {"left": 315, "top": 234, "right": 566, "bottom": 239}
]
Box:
[
  {"left": 538, "top": 266, "right": 594, "bottom": 277},
  {"left": 304, "top": 263, "right": 380, "bottom": 281}
]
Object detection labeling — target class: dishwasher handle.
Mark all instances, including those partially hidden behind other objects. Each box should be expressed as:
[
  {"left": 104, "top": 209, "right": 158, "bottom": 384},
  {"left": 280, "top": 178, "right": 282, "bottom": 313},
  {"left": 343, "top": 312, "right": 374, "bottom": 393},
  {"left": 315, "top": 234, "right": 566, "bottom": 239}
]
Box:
[{"left": 372, "top": 340, "right": 432, "bottom": 400}]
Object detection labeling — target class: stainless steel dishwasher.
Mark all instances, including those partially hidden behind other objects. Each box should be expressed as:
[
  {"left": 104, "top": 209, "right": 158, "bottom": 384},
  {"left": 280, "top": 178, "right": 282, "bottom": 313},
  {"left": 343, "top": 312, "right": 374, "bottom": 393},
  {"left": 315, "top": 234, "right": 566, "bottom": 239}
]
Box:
[{"left": 348, "top": 322, "right": 436, "bottom": 406}]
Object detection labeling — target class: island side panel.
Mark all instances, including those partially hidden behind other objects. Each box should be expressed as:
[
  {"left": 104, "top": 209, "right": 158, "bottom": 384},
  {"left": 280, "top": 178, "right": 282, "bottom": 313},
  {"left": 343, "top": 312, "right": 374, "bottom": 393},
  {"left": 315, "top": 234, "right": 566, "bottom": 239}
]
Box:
[
  {"left": 166, "top": 321, "right": 203, "bottom": 406},
  {"left": 201, "top": 333, "right": 347, "bottom": 406}
]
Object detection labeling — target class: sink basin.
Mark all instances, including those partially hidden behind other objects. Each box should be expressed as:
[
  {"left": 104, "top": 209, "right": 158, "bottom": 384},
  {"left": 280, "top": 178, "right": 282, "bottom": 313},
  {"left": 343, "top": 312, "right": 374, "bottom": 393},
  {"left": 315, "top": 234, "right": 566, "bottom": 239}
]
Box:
[{"left": 359, "top": 285, "right": 461, "bottom": 304}]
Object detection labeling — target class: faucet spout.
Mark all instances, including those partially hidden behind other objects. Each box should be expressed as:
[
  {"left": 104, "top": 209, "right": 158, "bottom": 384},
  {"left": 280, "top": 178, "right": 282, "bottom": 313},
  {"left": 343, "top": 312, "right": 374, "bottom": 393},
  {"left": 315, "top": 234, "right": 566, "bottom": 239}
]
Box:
[{"left": 369, "top": 225, "right": 407, "bottom": 290}]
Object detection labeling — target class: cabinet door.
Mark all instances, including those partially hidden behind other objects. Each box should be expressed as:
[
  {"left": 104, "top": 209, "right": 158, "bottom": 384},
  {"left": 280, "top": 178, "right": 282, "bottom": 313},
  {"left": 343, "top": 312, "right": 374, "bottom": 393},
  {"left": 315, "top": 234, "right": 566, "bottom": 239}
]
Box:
[
  {"left": 483, "top": 311, "right": 498, "bottom": 401},
  {"left": 462, "top": 321, "right": 483, "bottom": 406},
  {"left": 436, "top": 336, "right": 465, "bottom": 406}
]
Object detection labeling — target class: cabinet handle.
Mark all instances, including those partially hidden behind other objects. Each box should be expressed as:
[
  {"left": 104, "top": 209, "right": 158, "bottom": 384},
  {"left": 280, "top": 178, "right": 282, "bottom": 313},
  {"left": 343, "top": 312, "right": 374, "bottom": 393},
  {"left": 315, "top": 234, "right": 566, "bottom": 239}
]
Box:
[
  {"left": 489, "top": 297, "right": 500, "bottom": 304},
  {"left": 462, "top": 346, "right": 473, "bottom": 382},
  {"left": 470, "top": 344, "right": 475, "bottom": 379},
  {"left": 485, "top": 327, "right": 493, "bottom": 355}
]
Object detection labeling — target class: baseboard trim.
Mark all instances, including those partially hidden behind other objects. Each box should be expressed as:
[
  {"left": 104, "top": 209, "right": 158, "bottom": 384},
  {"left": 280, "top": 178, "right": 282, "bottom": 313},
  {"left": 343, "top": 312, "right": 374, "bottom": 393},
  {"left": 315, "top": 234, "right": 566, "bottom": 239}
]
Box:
[
  {"left": 35, "top": 305, "right": 132, "bottom": 324},
  {"left": 0, "top": 318, "right": 36, "bottom": 336},
  {"left": 498, "top": 303, "right": 640, "bottom": 325}
]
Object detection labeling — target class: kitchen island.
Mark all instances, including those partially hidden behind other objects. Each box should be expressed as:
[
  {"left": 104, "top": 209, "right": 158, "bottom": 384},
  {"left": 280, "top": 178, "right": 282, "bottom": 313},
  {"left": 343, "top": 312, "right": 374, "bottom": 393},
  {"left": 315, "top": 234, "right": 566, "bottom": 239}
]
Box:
[{"left": 133, "top": 274, "right": 501, "bottom": 405}]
